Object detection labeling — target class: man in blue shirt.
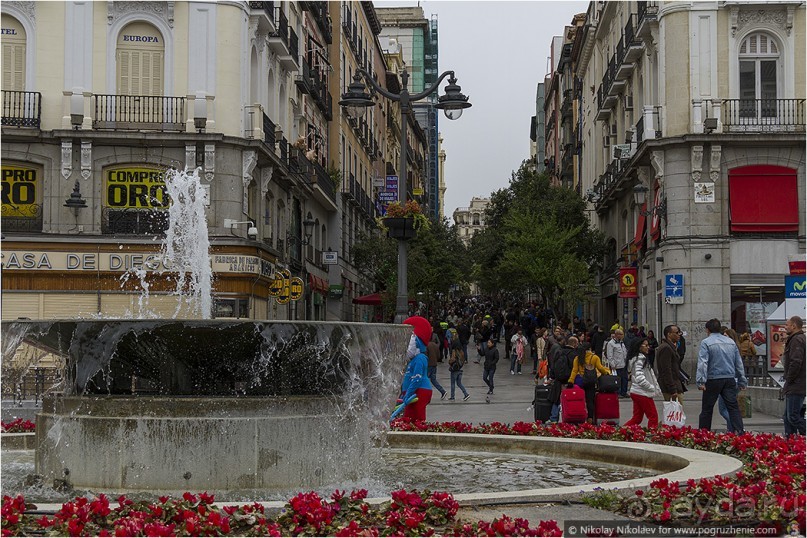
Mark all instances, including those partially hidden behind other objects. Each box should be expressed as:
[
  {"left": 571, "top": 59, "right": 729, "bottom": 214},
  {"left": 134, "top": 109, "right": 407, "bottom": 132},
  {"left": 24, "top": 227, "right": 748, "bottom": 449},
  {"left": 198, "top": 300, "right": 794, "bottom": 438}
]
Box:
[{"left": 697, "top": 318, "right": 748, "bottom": 433}]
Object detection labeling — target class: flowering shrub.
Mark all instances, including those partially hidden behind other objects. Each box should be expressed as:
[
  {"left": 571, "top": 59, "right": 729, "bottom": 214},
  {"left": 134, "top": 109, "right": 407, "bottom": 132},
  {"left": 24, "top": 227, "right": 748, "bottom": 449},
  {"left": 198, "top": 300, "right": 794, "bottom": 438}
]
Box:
[
  {"left": 1, "top": 489, "right": 562, "bottom": 537},
  {"left": 391, "top": 419, "right": 806, "bottom": 533},
  {"left": 0, "top": 419, "right": 35, "bottom": 434}
]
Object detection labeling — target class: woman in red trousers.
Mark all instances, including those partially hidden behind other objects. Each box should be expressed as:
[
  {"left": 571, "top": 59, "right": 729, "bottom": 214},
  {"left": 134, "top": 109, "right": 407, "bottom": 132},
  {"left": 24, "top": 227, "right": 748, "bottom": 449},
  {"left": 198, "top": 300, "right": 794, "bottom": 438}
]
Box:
[{"left": 623, "top": 339, "right": 661, "bottom": 428}]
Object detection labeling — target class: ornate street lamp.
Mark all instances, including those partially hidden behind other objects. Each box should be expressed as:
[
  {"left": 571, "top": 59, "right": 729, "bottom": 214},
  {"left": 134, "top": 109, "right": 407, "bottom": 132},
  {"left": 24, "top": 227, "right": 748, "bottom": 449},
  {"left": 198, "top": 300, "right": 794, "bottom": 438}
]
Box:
[{"left": 340, "top": 68, "right": 471, "bottom": 322}]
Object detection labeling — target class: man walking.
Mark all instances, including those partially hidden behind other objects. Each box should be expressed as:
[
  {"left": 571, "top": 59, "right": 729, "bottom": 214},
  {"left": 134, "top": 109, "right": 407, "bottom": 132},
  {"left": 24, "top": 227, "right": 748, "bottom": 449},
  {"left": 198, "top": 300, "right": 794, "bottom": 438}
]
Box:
[
  {"left": 603, "top": 329, "right": 629, "bottom": 397},
  {"left": 696, "top": 319, "right": 747, "bottom": 433},
  {"left": 510, "top": 327, "right": 528, "bottom": 375},
  {"left": 782, "top": 315, "right": 805, "bottom": 437},
  {"left": 482, "top": 338, "right": 499, "bottom": 395},
  {"left": 656, "top": 325, "right": 684, "bottom": 402}
]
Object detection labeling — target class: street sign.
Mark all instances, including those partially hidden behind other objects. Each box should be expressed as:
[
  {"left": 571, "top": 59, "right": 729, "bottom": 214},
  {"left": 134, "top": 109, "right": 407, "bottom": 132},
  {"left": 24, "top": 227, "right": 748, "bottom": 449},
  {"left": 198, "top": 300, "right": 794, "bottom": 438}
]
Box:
[
  {"left": 413, "top": 188, "right": 423, "bottom": 196},
  {"left": 373, "top": 177, "right": 385, "bottom": 187},
  {"left": 664, "top": 273, "right": 684, "bottom": 304},
  {"left": 785, "top": 275, "right": 806, "bottom": 299},
  {"left": 290, "top": 277, "right": 304, "bottom": 301},
  {"left": 378, "top": 191, "right": 397, "bottom": 202},
  {"left": 385, "top": 175, "right": 398, "bottom": 191},
  {"left": 322, "top": 251, "right": 338, "bottom": 265}
]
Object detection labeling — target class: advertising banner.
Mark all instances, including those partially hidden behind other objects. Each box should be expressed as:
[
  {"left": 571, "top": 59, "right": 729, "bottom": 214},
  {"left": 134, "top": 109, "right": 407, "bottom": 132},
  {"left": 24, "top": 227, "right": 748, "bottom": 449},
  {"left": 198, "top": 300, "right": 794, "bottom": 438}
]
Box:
[
  {"left": 104, "top": 167, "right": 169, "bottom": 209},
  {"left": 768, "top": 323, "right": 788, "bottom": 370},
  {"left": 2, "top": 165, "right": 41, "bottom": 217},
  {"left": 747, "top": 302, "right": 778, "bottom": 357},
  {"left": 618, "top": 267, "right": 638, "bottom": 298}
]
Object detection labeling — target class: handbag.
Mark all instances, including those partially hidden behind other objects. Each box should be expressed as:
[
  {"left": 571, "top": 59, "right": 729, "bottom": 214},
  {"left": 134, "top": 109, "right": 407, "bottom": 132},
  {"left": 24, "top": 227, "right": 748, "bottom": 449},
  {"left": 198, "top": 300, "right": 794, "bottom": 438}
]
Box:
[
  {"left": 577, "top": 365, "right": 597, "bottom": 389},
  {"left": 597, "top": 372, "right": 619, "bottom": 393},
  {"left": 662, "top": 398, "right": 686, "bottom": 427}
]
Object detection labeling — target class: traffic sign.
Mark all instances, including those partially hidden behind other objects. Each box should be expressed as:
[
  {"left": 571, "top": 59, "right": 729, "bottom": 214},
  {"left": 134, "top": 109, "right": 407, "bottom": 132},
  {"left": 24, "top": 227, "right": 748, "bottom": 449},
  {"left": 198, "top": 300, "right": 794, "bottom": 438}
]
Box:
[{"left": 664, "top": 273, "right": 684, "bottom": 304}]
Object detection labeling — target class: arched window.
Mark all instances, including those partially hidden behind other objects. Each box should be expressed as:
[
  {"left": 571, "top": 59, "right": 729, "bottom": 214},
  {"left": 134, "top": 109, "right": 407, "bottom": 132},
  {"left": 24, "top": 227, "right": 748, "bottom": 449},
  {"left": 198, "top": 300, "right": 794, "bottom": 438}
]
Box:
[
  {"left": 116, "top": 22, "right": 164, "bottom": 95},
  {"left": 1, "top": 14, "right": 26, "bottom": 91},
  {"left": 738, "top": 32, "right": 779, "bottom": 118},
  {"left": 472, "top": 213, "right": 480, "bottom": 226},
  {"left": 250, "top": 47, "right": 259, "bottom": 105}
]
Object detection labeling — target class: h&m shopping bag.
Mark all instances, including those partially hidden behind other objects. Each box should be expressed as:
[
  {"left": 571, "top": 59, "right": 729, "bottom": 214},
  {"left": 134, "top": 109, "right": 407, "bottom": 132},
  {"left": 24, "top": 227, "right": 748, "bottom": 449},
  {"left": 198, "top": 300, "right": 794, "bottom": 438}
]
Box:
[{"left": 662, "top": 398, "right": 686, "bottom": 427}]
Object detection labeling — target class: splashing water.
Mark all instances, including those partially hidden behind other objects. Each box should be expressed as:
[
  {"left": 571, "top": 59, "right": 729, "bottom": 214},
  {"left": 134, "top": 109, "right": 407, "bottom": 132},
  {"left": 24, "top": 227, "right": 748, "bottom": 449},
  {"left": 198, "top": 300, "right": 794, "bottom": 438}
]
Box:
[{"left": 161, "top": 168, "right": 212, "bottom": 319}]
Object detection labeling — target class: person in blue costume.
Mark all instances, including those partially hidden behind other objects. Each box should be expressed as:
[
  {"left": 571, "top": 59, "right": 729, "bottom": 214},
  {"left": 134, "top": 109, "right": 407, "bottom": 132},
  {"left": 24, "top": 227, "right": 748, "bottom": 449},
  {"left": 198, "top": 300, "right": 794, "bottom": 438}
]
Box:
[{"left": 391, "top": 316, "right": 434, "bottom": 422}]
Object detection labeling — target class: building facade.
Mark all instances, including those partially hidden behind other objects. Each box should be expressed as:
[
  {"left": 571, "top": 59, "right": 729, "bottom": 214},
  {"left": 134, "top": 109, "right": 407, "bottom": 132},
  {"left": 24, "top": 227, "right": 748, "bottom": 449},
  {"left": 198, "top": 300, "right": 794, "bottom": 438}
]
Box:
[
  {"left": 547, "top": 0, "right": 806, "bottom": 375},
  {"left": 0, "top": 0, "right": 433, "bottom": 323},
  {"left": 452, "top": 197, "right": 489, "bottom": 245}
]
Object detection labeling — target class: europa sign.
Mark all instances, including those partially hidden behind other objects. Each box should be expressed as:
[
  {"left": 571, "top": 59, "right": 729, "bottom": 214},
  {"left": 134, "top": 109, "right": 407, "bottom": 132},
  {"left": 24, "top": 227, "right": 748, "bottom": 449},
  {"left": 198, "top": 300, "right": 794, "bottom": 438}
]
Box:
[
  {"left": 105, "top": 167, "right": 170, "bottom": 209},
  {"left": 1, "top": 165, "right": 41, "bottom": 217}
]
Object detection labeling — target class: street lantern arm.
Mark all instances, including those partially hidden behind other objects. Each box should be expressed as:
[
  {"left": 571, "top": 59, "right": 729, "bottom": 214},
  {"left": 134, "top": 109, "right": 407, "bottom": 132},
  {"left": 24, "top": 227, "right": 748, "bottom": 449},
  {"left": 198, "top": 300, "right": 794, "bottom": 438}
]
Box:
[
  {"left": 410, "top": 70, "right": 457, "bottom": 102},
  {"left": 354, "top": 68, "right": 402, "bottom": 102}
]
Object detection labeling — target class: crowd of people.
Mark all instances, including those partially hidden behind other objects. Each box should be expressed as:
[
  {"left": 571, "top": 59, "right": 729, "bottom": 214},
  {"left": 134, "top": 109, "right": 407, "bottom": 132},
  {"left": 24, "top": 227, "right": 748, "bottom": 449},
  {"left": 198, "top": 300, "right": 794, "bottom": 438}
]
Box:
[{"left": 394, "top": 296, "right": 805, "bottom": 437}]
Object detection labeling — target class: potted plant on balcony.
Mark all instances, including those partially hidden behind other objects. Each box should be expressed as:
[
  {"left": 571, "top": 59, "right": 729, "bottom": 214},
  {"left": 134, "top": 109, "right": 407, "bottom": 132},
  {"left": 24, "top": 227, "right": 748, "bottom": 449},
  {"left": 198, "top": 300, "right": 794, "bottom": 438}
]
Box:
[{"left": 379, "top": 200, "right": 429, "bottom": 240}]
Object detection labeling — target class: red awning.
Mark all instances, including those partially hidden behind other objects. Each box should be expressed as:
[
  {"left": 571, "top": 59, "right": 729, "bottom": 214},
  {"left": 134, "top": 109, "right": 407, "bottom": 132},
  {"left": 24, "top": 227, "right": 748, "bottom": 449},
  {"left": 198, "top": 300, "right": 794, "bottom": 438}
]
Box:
[
  {"left": 308, "top": 275, "right": 328, "bottom": 294},
  {"left": 729, "top": 165, "right": 799, "bottom": 232},
  {"left": 633, "top": 205, "right": 647, "bottom": 247}
]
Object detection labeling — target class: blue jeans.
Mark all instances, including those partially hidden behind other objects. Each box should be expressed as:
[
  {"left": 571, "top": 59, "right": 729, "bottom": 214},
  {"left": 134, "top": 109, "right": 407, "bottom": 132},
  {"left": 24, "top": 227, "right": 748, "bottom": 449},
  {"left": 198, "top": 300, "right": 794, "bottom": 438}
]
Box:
[
  {"left": 483, "top": 367, "right": 496, "bottom": 393},
  {"left": 450, "top": 370, "right": 468, "bottom": 399},
  {"left": 509, "top": 354, "right": 522, "bottom": 374},
  {"left": 550, "top": 403, "right": 560, "bottom": 422},
  {"left": 617, "top": 367, "right": 629, "bottom": 396},
  {"left": 427, "top": 365, "right": 445, "bottom": 396},
  {"left": 783, "top": 394, "right": 806, "bottom": 437},
  {"left": 699, "top": 378, "right": 744, "bottom": 434},
  {"left": 718, "top": 395, "right": 733, "bottom": 431}
]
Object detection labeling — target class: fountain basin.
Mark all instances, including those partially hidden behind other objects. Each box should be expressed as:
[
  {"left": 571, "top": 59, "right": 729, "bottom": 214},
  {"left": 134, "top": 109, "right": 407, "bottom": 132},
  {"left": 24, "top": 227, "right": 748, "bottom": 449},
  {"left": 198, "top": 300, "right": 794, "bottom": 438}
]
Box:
[{"left": 3, "top": 319, "right": 411, "bottom": 493}]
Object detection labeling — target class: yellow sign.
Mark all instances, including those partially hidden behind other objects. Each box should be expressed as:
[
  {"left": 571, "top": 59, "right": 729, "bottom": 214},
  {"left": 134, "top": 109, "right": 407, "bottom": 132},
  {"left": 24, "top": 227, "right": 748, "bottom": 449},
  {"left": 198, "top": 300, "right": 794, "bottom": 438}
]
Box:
[
  {"left": 413, "top": 188, "right": 423, "bottom": 196},
  {"left": 277, "top": 281, "right": 291, "bottom": 304},
  {"left": 1, "top": 165, "right": 41, "bottom": 218},
  {"left": 268, "top": 273, "right": 284, "bottom": 296},
  {"left": 104, "top": 167, "right": 170, "bottom": 209},
  {"left": 290, "top": 277, "right": 304, "bottom": 301}
]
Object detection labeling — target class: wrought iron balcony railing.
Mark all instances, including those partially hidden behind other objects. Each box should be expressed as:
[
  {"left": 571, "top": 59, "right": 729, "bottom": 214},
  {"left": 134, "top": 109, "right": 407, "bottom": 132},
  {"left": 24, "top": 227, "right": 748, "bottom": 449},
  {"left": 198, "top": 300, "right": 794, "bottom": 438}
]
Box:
[
  {"left": 263, "top": 112, "right": 276, "bottom": 147},
  {"left": 93, "top": 95, "right": 186, "bottom": 131},
  {"left": 722, "top": 98, "right": 805, "bottom": 132},
  {"left": 2, "top": 90, "right": 41, "bottom": 128}
]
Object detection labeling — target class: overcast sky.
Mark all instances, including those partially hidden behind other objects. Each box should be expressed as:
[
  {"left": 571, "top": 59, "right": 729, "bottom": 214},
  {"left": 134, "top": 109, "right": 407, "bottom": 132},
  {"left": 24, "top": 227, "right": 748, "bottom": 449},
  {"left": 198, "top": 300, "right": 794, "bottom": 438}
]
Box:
[{"left": 376, "top": 0, "right": 588, "bottom": 219}]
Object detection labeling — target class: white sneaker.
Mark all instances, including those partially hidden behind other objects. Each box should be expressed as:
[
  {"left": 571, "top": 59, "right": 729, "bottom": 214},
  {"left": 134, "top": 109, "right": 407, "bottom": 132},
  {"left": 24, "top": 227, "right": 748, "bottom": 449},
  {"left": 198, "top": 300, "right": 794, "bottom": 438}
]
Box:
[{"left": 510, "top": 371, "right": 515, "bottom": 375}]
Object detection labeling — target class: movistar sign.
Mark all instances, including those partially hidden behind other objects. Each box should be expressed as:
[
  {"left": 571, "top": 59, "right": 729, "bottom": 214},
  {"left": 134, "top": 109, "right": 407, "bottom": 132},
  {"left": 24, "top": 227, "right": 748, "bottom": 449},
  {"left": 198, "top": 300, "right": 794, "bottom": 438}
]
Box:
[{"left": 785, "top": 276, "right": 807, "bottom": 298}]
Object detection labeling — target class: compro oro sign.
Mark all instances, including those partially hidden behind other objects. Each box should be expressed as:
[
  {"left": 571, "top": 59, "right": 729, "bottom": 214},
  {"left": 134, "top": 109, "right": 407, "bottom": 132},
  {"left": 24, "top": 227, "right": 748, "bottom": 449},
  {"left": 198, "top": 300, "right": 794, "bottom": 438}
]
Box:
[
  {"left": 2, "top": 165, "right": 41, "bottom": 217},
  {"left": 105, "top": 167, "right": 170, "bottom": 209}
]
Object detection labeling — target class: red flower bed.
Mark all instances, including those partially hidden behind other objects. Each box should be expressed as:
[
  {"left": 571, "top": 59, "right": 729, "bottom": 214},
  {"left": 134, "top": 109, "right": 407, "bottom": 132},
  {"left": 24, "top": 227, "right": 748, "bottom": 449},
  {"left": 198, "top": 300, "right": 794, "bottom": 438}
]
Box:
[
  {"left": 0, "top": 419, "right": 35, "bottom": 434},
  {"left": 390, "top": 419, "right": 806, "bottom": 533},
  {"left": 1, "top": 489, "right": 562, "bottom": 537}
]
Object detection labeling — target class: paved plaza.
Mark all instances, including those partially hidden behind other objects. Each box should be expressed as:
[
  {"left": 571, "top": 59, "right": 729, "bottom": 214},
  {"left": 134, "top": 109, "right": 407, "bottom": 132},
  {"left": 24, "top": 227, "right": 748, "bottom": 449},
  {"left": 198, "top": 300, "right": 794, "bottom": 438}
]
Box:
[{"left": 425, "top": 342, "right": 785, "bottom": 435}]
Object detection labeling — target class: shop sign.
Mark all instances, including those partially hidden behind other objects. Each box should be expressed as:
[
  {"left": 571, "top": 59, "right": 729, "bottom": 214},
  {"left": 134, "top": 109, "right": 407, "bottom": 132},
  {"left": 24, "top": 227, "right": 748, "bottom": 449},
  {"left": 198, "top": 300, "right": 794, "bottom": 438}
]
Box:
[
  {"left": 785, "top": 276, "right": 806, "bottom": 299},
  {"left": 328, "top": 284, "right": 344, "bottom": 299},
  {"left": 322, "top": 251, "right": 338, "bottom": 265},
  {"left": 290, "top": 277, "right": 304, "bottom": 301},
  {"left": 1, "top": 165, "right": 40, "bottom": 218},
  {"left": 768, "top": 323, "right": 788, "bottom": 370},
  {"left": 618, "top": 267, "right": 638, "bottom": 298},
  {"left": 105, "top": 167, "right": 170, "bottom": 209}
]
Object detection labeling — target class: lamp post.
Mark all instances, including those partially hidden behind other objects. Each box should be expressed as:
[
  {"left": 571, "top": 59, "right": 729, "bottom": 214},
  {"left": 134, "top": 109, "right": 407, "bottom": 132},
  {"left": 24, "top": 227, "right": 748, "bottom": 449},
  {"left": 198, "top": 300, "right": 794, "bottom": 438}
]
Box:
[{"left": 340, "top": 67, "right": 471, "bottom": 323}]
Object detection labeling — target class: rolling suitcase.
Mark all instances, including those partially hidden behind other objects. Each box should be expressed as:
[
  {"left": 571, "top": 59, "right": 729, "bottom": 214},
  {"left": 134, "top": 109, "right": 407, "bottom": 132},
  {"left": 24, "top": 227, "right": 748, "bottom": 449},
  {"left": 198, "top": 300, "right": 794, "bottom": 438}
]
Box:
[
  {"left": 534, "top": 384, "right": 553, "bottom": 423},
  {"left": 561, "top": 386, "right": 587, "bottom": 423},
  {"left": 595, "top": 392, "right": 620, "bottom": 425}
]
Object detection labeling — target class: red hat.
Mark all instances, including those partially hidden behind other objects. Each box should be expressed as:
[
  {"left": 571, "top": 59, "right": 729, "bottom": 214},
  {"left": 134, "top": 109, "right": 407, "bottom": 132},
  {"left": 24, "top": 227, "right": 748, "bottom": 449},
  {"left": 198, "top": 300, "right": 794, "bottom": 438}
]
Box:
[{"left": 404, "top": 316, "right": 432, "bottom": 345}]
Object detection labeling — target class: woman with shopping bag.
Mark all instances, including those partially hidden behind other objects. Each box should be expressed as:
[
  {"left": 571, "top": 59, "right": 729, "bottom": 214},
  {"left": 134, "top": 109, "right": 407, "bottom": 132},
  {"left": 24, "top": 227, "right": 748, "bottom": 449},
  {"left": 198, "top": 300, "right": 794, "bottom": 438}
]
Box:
[{"left": 623, "top": 339, "right": 662, "bottom": 429}]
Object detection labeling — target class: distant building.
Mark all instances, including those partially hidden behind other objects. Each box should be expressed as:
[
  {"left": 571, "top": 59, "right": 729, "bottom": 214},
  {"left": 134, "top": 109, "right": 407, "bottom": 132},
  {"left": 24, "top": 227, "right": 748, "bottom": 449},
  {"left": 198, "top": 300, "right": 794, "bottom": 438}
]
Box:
[{"left": 453, "top": 197, "right": 490, "bottom": 245}]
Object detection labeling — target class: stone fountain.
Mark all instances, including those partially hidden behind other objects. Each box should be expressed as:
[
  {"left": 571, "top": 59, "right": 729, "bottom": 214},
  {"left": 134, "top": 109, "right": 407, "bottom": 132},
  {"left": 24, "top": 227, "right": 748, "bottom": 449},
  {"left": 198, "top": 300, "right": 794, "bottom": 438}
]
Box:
[{"left": 1, "top": 168, "right": 410, "bottom": 494}]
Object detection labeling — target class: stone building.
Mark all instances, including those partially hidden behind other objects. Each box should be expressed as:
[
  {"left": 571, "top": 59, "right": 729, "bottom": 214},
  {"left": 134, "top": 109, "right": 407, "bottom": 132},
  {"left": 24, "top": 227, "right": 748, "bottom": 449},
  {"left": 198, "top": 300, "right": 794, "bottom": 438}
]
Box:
[
  {"left": 0, "top": 1, "right": 430, "bottom": 323},
  {"left": 452, "top": 197, "right": 489, "bottom": 245},
  {"left": 564, "top": 0, "right": 805, "bottom": 374}
]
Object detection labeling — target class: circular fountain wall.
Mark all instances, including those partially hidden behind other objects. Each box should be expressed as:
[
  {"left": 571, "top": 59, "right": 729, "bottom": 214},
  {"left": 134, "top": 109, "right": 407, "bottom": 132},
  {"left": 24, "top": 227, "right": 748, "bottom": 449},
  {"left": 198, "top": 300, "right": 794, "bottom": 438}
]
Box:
[{"left": 3, "top": 319, "right": 410, "bottom": 493}]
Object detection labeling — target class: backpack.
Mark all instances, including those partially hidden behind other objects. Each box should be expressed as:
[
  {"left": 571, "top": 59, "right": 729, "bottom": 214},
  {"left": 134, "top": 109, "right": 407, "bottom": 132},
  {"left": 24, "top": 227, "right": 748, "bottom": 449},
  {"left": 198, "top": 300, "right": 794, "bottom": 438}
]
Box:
[
  {"left": 552, "top": 348, "right": 576, "bottom": 383},
  {"left": 449, "top": 348, "right": 465, "bottom": 372}
]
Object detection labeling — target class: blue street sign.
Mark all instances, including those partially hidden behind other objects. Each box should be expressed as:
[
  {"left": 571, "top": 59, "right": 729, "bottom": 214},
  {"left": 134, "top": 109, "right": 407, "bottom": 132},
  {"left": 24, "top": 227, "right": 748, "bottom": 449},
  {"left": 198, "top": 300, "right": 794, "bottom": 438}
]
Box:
[
  {"left": 664, "top": 274, "right": 684, "bottom": 304},
  {"left": 785, "top": 275, "right": 807, "bottom": 299},
  {"left": 385, "top": 175, "right": 398, "bottom": 192}
]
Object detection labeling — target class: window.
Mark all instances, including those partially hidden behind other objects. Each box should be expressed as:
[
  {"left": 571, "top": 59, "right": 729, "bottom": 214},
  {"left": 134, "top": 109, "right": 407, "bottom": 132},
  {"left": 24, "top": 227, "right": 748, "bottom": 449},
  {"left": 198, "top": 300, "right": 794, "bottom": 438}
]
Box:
[
  {"left": 1, "top": 14, "right": 25, "bottom": 91},
  {"left": 738, "top": 32, "right": 779, "bottom": 118},
  {"left": 729, "top": 165, "right": 798, "bottom": 233},
  {"left": 263, "top": 193, "right": 274, "bottom": 246},
  {"left": 117, "top": 22, "right": 164, "bottom": 96}
]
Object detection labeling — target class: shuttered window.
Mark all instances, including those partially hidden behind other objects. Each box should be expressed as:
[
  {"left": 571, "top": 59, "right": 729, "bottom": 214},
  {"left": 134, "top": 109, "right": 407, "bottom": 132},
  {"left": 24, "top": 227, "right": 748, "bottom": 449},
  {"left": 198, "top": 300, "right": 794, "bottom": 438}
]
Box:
[
  {"left": 1, "top": 42, "right": 25, "bottom": 91},
  {"left": 117, "top": 49, "right": 164, "bottom": 96}
]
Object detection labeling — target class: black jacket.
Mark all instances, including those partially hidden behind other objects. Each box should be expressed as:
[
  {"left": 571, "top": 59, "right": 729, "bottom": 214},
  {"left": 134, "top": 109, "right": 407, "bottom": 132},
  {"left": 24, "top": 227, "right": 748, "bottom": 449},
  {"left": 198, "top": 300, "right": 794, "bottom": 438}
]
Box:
[
  {"left": 783, "top": 330, "right": 806, "bottom": 396},
  {"left": 483, "top": 347, "right": 500, "bottom": 369},
  {"left": 655, "top": 339, "right": 684, "bottom": 395}
]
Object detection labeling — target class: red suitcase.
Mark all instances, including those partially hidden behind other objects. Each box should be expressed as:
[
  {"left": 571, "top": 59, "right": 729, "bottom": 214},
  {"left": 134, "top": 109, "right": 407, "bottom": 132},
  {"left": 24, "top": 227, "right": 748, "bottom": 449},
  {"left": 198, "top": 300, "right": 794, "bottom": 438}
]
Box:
[
  {"left": 595, "top": 392, "right": 620, "bottom": 425},
  {"left": 561, "top": 387, "right": 588, "bottom": 423}
]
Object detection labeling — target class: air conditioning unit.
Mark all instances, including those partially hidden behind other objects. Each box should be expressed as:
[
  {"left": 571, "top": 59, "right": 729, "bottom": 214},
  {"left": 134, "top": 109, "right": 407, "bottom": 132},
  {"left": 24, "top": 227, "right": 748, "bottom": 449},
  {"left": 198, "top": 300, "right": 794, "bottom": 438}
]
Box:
[
  {"left": 613, "top": 144, "right": 632, "bottom": 160},
  {"left": 625, "top": 95, "right": 633, "bottom": 110}
]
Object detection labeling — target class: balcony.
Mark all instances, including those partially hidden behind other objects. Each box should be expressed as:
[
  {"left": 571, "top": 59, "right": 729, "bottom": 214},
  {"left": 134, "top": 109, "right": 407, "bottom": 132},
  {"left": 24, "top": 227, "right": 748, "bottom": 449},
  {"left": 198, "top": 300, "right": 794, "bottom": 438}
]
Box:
[
  {"left": 310, "top": 159, "right": 336, "bottom": 207},
  {"left": 295, "top": 62, "right": 314, "bottom": 95},
  {"left": 635, "top": 106, "right": 663, "bottom": 142},
  {"left": 308, "top": 2, "right": 332, "bottom": 44},
  {"left": 545, "top": 110, "right": 557, "bottom": 139},
  {"left": 249, "top": 1, "right": 276, "bottom": 34},
  {"left": 2, "top": 90, "right": 41, "bottom": 128},
  {"left": 561, "top": 89, "right": 573, "bottom": 120},
  {"left": 279, "top": 136, "right": 288, "bottom": 166},
  {"left": 636, "top": 1, "right": 659, "bottom": 38},
  {"left": 592, "top": 158, "right": 627, "bottom": 212},
  {"left": 721, "top": 99, "right": 805, "bottom": 133},
  {"left": 262, "top": 112, "right": 276, "bottom": 147},
  {"left": 278, "top": 27, "right": 299, "bottom": 71},
  {"left": 268, "top": 8, "right": 290, "bottom": 57},
  {"left": 92, "top": 95, "right": 186, "bottom": 131}
]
